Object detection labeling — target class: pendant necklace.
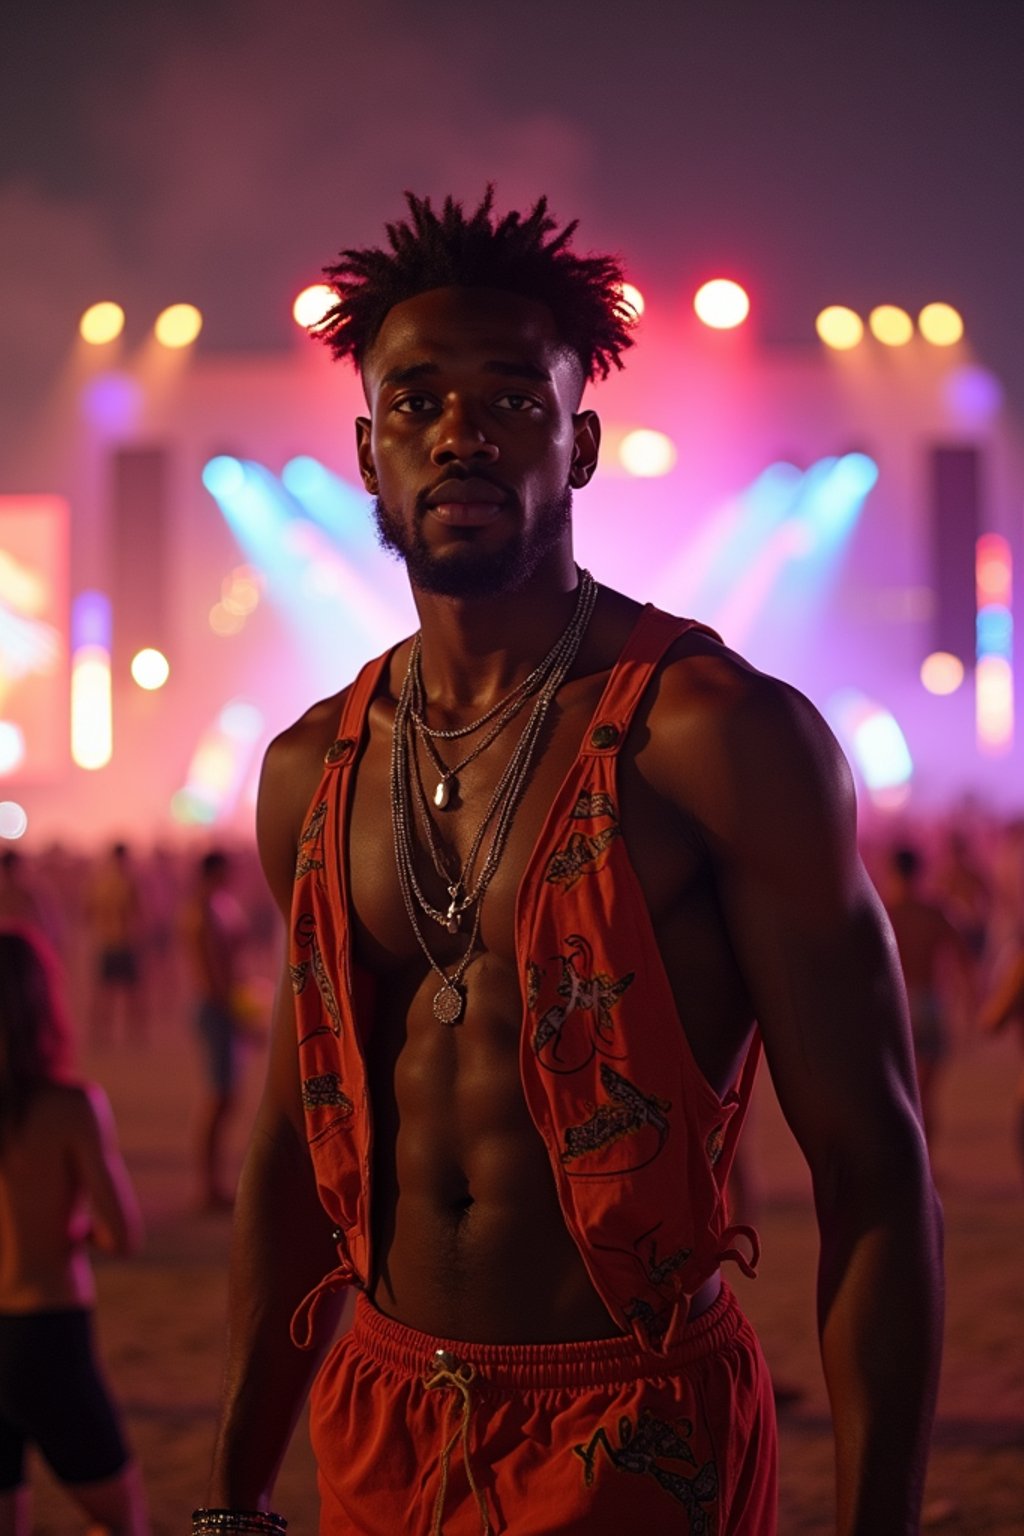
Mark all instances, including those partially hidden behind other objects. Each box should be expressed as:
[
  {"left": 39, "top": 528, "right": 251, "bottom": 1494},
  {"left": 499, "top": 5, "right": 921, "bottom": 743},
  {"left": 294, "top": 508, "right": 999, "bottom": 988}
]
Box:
[{"left": 390, "top": 569, "right": 597, "bottom": 1023}]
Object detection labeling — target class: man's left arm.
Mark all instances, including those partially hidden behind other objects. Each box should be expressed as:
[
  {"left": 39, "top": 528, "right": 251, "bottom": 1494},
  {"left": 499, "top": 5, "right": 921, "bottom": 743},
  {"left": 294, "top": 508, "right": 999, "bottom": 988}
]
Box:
[{"left": 678, "top": 664, "right": 943, "bottom": 1535}]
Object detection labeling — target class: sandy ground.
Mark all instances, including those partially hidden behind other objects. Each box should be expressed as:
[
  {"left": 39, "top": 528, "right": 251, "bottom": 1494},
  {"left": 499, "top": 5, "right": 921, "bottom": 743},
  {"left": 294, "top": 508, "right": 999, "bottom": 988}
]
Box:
[{"left": 22, "top": 1003, "right": 1024, "bottom": 1535}]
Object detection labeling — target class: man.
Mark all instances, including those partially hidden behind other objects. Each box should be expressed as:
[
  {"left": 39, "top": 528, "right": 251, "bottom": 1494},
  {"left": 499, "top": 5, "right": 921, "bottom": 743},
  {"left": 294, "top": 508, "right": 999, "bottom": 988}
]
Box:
[{"left": 204, "top": 192, "right": 942, "bottom": 1535}]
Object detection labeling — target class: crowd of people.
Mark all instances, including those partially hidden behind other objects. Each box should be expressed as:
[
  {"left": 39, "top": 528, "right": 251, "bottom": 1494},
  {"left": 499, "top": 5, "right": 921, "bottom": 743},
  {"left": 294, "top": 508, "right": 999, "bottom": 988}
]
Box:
[{"left": 0, "top": 803, "right": 1020, "bottom": 1532}]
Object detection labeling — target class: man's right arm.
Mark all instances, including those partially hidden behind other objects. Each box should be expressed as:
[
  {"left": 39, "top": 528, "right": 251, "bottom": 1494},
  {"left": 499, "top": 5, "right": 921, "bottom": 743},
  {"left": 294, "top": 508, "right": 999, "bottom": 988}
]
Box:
[{"left": 207, "top": 709, "right": 350, "bottom": 1507}]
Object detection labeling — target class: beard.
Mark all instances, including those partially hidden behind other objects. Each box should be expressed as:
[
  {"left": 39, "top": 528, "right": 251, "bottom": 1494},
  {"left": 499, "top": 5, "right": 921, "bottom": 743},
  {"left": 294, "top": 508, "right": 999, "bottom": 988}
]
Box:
[{"left": 372, "top": 487, "right": 573, "bottom": 599}]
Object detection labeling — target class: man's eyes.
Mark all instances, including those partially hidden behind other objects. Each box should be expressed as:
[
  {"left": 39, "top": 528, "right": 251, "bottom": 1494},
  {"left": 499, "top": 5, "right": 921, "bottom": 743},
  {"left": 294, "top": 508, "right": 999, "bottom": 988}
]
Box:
[{"left": 391, "top": 392, "right": 542, "bottom": 415}]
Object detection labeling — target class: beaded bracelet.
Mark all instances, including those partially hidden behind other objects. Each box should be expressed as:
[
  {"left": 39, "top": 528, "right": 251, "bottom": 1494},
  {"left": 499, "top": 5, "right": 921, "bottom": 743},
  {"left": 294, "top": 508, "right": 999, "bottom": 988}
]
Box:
[{"left": 192, "top": 1509, "right": 287, "bottom": 1535}]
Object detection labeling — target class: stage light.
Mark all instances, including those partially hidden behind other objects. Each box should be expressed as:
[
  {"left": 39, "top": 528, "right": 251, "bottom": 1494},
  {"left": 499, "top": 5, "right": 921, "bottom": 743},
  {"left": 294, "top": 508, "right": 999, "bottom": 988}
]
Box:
[
  {"left": 616, "top": 282, "right": 645, "bottom": 321},
  {"left": 292, "top": 284, "right": 336, "bottom": 329},
  {"left": 619, "top": 429, "right": 677, "bottom": 477},
  {"left": 920, "top": 652, "right": 964, "bottom": 695},
  {"left": 977, "top": 604, "right": 1013, "bottom": 659},
  {"left": 816, "top": 306, "right": 863, "bottom": 350},
  {"left": 130, "top": 647, "right": 170, "bottom": 690},
  {"left": 868, "top": 305, "right": 913, "bottom": 347},
  {"left": 0, "top": 723, "right": 26, "bottom": 775},
  {"left": 830, "top": 689, "right": 913, "bottom": 806},
  {"left": 154, "top": 303, "right": 203, "bottom": 348},
  {"left": 918, "top": 302, "right": 963, "bottom": 346},
  {"left": 976, "top": 534, "right": 1011, "bottom": 607},
  {"left": 79, "top": 302, "right": 125, "bottom": 345},
  {"left": 976, "top": 655, "right": 1014, "bottom": 754},
  {"left": 693, "top": 279, "right": 750, "bottom": 330},
  {"left": 0, "top": 801, "right": 28, "bottom": 839},
  {"left": 202, "top": 456, "right": 246, "bottom": 500},
  {"left": 71, "top": 646, "right": 112, "bottom": 769}
]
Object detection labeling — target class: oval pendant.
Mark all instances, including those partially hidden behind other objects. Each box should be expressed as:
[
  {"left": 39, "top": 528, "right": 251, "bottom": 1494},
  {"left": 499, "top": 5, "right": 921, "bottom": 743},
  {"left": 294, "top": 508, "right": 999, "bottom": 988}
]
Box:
[
  {"left": 433, "top": 982, "right": 464, "bottom": 1025},
  {"left": 433, "top": 777, "right": 453, "bottom": 810}
]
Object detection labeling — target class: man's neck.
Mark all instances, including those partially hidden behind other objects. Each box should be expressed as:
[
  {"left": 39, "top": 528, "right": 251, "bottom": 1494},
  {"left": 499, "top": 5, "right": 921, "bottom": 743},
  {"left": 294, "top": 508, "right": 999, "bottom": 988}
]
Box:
[{"left": 410, "top": 557, "right": 583, "bottom": 714}]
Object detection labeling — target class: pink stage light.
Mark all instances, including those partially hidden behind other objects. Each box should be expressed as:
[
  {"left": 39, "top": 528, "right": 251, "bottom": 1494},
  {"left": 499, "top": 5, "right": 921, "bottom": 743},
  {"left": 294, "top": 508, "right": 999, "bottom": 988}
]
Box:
[
  {"left": 976, "top": 534, "right": 1012, "bottom": 607},
  {"left": 693, "top": 279, "right": 750, "bottom": 330}
]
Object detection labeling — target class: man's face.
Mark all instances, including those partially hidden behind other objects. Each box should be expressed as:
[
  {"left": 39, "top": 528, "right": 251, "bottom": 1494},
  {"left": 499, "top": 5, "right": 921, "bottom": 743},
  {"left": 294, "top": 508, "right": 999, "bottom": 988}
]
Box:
[{"left": 356, "top": 286, "right": 600, "bottom": 599}]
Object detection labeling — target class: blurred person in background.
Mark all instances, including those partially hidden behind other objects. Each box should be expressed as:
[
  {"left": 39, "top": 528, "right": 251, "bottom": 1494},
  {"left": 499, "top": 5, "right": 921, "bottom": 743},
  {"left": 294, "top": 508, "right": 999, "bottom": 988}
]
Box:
[
  {"left": 86, "top": 843, "right": 147, "bottom": 1048},
  {"left": 0, "top": 927, "right": 148, "bottom": 1536},
  {"left": 182, "top": 851, "right": 249, "bottom": 1212},
  {"left": 884, "top": 844, "right": 976, "bottom": 1155}
]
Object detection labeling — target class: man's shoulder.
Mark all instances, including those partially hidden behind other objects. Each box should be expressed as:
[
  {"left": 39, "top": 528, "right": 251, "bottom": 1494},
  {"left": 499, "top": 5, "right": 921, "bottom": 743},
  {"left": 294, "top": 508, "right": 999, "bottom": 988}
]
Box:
[{"left": 635, "top": 616, "right": 852, "bottom": 828}]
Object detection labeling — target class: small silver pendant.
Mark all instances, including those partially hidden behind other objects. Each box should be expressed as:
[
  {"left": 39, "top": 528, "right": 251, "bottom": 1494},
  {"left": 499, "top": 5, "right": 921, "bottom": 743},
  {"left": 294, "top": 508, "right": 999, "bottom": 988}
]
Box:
[
  {"left": 433, "top": 982, "right": 464, "bottom": 1025},
  {"left": 433, "top": 776, "right": 454, "bottom": 810}
]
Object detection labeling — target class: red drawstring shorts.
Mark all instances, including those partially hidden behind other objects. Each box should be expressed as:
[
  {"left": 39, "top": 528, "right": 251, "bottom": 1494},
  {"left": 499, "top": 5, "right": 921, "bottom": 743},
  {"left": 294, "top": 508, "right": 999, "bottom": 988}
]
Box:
[{"left": 309, "top": 1284, "right": 777, "bottom": 1535}]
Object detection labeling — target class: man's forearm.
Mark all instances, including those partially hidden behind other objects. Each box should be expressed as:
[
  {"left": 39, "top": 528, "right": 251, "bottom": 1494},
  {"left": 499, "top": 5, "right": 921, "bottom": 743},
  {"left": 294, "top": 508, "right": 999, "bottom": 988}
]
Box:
[
  {"left": 208, "top": 1116, "right": 347, "bottom": 1506},
  {"left": 817, "top": 1158, "right": 944, "bottom": 1535}
]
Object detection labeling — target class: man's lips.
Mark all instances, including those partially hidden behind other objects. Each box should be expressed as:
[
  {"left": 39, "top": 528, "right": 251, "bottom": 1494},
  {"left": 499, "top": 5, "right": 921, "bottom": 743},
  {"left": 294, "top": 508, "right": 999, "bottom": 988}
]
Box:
[{"left": 424, "top": 477, "right": 508, "bottom": 525}]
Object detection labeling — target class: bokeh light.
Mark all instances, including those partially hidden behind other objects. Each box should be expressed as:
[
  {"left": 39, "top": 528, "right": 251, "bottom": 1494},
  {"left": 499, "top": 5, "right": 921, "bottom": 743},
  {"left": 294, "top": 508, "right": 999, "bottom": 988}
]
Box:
[
  {"left": 221, "top": 565, "right": 263, "bottom": 617},
  {"left": 130, "top": 648, "right": 170, "bottom": 690},
  {"left": 815, "top": 306, "right": 864, "bottom": 350},
  {"left": 918, "top": 302, "right": 963, "bottom": 346},
  {"left": 292, "top": 284, "right": 336, "bottom": 328},
  {"left": 616, "top": 282, "right": 645, "bottom": 321},
  {"left": 619, "top": 429, "right": 677, "bottom": 477},
  {"left": 154, "top": 303, "right": 203, "bottom": 349},
  {"left": 920, "top": 652, "right": 964, "bottom": 695},
  {"left": 79, "top": 302, "right": 125, "bottom": 345},
  {"left": 210, "top": 603, "right": 245, "bottom": 636},
  {"left": 693, "top": 279, "right": 750, "bottom": 330},
  {"left": 868, "top": 305, "right": 913, "bottom": 347},
  {"left": 0, "top": 801, "right": 28, "bottom": 839},
  {"left": 0, "top": 723, "right": 26, "bottom": 775},
  {"left": 946, "top": 365, "right": 1004, "bottom": 423}
]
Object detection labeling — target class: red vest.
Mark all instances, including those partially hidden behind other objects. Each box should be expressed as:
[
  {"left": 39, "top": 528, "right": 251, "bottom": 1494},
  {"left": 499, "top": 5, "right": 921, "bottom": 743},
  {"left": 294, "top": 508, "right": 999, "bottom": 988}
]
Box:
[{"left": 290, "top": 605, "right": 760, "bottom": 1356}]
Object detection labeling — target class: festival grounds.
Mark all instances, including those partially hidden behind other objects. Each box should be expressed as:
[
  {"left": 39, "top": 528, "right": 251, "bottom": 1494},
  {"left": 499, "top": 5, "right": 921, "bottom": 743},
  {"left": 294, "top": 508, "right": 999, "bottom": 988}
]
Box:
[{"left": 25, "top": 1012, "right": 1024, "bottom": 1534}]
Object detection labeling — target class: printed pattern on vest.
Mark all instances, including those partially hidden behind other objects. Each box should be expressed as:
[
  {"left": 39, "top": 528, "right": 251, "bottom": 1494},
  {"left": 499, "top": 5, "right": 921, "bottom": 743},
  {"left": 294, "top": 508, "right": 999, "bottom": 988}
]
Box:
[
  {"left": 292, "top": 910, "right": 342, "bottom": 1041},
  {"left": 543, "top": 790, "right": 622, "bottom": 891},
  {"left": 295, "top": 798, "right": 328, "bottom": 880},
  {"left": 560, "top": 1062, "right": 671, "bottom": 1176},
  {"left": 573, "top": 1410, "right": 719, "bottom": 1529},
  {"left": 531, "top": 933, "right": 634, "bottom": 1074}
]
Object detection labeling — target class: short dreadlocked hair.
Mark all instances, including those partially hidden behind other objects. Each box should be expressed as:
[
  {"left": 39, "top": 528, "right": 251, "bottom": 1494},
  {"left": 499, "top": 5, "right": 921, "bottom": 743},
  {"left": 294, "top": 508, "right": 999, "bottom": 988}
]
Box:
[{"left": 314, "top": 188, "right": 635, "bottom": 384}]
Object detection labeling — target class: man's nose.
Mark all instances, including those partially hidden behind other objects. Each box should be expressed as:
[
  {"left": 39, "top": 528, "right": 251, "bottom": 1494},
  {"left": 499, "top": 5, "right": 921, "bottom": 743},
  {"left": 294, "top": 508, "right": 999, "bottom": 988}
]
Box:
[{"left": 430, "top": 400, "right": 500, "bottom": 465}]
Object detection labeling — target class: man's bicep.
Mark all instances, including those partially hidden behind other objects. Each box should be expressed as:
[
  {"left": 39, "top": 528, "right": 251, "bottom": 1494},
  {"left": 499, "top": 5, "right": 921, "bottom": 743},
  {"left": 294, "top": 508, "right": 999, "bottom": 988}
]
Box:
[{"left": 701, "top": 685, "right": 921, "bottom": 1172}]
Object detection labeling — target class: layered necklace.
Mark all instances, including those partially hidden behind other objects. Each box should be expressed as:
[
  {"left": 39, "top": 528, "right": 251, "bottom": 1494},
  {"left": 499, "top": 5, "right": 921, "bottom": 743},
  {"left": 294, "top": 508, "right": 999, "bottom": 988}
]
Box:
[{"left": 390, "top": 568, "right": 597, "bottom": 1024}]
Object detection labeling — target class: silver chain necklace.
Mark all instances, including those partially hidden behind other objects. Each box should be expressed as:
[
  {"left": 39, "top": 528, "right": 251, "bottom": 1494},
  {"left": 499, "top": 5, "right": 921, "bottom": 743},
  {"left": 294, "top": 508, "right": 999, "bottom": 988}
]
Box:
[{"left": 390, "top": 570, "right": 597, "bottom": 1024}]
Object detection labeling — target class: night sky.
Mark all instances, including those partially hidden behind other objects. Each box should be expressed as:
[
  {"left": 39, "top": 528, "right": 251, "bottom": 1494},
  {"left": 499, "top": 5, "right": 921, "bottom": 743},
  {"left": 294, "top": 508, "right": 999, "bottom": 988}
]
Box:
[{"left": 2, "top": 0, "right": 1023, "bottom": 463}]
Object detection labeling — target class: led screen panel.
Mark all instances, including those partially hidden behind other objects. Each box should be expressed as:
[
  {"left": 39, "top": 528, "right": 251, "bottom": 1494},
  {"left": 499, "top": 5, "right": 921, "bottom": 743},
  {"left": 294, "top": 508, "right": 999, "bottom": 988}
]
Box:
[{"left": 0, "top": 496, "right": 69, "bottom": 780}]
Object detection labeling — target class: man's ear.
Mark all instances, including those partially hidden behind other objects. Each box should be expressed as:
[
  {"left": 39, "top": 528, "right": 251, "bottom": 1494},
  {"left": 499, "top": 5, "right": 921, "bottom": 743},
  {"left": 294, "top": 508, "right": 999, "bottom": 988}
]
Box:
[
  {"left": 355, "top": 417, "right": 377, "bottom": 492},
  {"left": 569, "top": 409, "right": 601, "bottom": 488}
]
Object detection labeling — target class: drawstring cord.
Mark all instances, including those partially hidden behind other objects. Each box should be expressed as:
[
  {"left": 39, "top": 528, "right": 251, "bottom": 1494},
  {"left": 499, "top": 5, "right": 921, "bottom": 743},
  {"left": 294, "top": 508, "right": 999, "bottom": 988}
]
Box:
[{"left": 422, "top": 1350, "right": 492, "bottom": 1536}]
